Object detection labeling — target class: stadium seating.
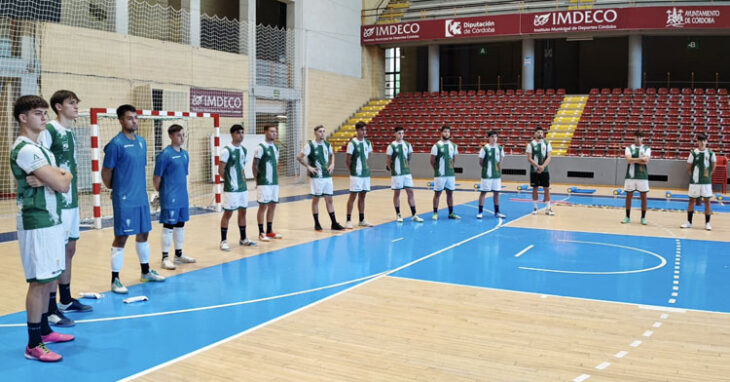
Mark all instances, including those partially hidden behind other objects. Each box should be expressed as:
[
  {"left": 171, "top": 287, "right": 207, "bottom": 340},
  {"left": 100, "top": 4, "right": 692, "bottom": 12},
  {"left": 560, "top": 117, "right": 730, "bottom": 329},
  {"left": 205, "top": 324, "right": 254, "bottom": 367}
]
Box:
[
  {"left": 572, "top": 88, "right": 730, "bottom": 159},
  {"left": 363, "top": 89, "right": 563, "bottom": 154}
]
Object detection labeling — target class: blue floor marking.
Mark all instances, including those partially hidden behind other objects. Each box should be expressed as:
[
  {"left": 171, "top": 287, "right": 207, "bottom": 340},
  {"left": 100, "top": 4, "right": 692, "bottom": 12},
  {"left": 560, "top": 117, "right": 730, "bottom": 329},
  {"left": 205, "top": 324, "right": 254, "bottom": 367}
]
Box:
[{"left": 0, "top": 191, "right": 728, "bottom": 379}]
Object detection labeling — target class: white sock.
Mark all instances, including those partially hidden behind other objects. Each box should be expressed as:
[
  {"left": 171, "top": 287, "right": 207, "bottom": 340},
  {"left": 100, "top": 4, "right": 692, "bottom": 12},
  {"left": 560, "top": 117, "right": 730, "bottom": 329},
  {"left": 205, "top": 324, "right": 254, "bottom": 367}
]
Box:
[
  {"left": 547, "top": 201, "right": 552, "bottom": 209},
  {"left": 533, "top": 201, "right": 538, "bottom": 209},
  {"left": 136, "top": 241, "right": 150, "bottom": 264},
  {"left": 111, "top": 247, "right": 124, "bottom": 272},
  {"left": 161, "top": 228, "right": 173, "bottom": 256},
  {"left": 173, "top": 227, "right": 184, "bottom": 252}
]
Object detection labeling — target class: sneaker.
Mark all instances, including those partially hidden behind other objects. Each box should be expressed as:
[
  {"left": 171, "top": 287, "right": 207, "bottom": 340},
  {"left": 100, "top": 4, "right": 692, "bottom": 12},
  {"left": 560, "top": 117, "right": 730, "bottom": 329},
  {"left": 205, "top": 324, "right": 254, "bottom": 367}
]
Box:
[
  {"left": 412, "top": 215, "right": 424, "bottom": 223},
  {"left": 174, "top": 255, "right": 196, "bottom": 264},
  {"left": 621, "top": 217, "right": 631, "bottom": 224},
  {"left": 258, "top": 233, "right": 271, "bottom": 242},
  {"left": 476, "top": 213, "right": 483, "bottom": 219},
  {"left": 495, "top": 212, "right": 506, "bottom": 219},
  {"left": 545, "top": 209, "right": 555, "bottom": 216},
  {"left": 161, "top": 258, "right": 176, "bottom": 270},
  {"left": 48, "top": 311, "right": 74, "bottom": 327},
  {"left": 314, "top": 223, "right": 323, "bottom": 231},
  {"left": 111, "top": 277, "right": 128, "bottom": 294},
  {"left": 358, "top": 220, "right": 374, "bottom": 227},
  {"left": 396, "top": 214, "right": 403, "bottom": 223},
  {"left": 58, "top": 298, "right": 92, "bottom": 313},
  {"left": 432, "top": 212, "right": 438, "bottom": 221},
  {"left": 448, "top": 213, "right": 461, "bottom": 220},
  {"left": 25, "top": 343, "right": 62, "bottom": 362},
  {"left": 266, "top": 232, "right": 283, "bottom": 239},
  {"left": 680, "top": 222, "right": 692, "bottom": 229},
  {"left": 220, "top": 240, "right": 231, "bottom": 251},
  {"left": 345, "top": 220, "right": 354, "bottom": 229},
  {"left": 641, "top": 218, "right": 648, "bottom": 225},
  {"left": 706, "top": 222, "right": 712, "bottom": 231},
  {"left": 41, "top": 331, "right": 75, "bottom": 344},
  {"left": 240, "top": 238, "right": 258, "bottom": 247},
  {"left": 331, "top": 222, "right": 345, "bottom": 231},
  {"left": 140, "top": 269, "right": 165, "bottom": 282},
  {"left": 532, "top": 208, "right": 538, "bottom": 215}
]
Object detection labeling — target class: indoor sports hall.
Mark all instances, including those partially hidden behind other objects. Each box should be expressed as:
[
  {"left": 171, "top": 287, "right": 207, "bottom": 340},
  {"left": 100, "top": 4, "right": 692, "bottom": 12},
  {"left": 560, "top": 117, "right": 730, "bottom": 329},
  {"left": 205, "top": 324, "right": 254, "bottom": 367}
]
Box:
[{"left": 0, "top": 1, "right": 729, "bottom": 381}]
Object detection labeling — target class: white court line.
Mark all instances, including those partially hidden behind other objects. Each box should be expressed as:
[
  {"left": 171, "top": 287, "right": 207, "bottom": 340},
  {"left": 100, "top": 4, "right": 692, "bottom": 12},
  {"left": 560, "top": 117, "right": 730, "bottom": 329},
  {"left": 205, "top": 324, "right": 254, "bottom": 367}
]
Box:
[
  {"left": 518, "top": 240, "right": 667, "bottom": 275},
  {"left": 120, "top": 211, "right": 507, "bottom": 380},
  {"left": 614, "top": 350, "right": 628, "bottom": 358},
  {"left": 630, "top": 340, "right": 643, "bottom": 347},
  {"left": 643, "top": 330, "right": 654, "bottom": 337},
  {"left": 574, "top": 374, "right": 591, "bottom": 382},
  {"left": 595, "top": 361, "right": 611, "bottom": 370},
  {"left": 391, "top": 237, "right": 404, "bottom": 243},
  {"left": 514, "top": 244, "right": 534, "bottom": 258},
  {"left": 639, "top": 305, "right": 685, "bottom": 313},
  {"left": 653, "top": 322, "right": 662, "bottom": 328}
]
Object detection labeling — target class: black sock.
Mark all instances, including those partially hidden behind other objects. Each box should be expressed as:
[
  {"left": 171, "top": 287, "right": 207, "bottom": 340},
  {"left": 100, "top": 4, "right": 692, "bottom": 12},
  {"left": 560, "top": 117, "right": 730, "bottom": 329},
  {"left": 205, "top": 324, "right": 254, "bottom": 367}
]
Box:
[
  {"left": 267, "top": 222, "right": 272, "bottom": 233},
  {"left": 433, "top": 207, "right": 438, "bottom": 213},
  {"left": 495, "top": 204, "right": 500, "bottom": 213},
  {"left": 641, "top": 210, "right": 646, "bottom": 219},
  {"left": 706, "top": 214, "right": 711, "bottom": 223},
  {"left": 478, "top": 204, "right": 484, "bottom": 213},
  {"left": 410, "top": 206, "right": 417, "bottom": 216},
  {"left": 347, "top": 214, "right": 351, "bottom": 222},
  {"left": 449, "top": 206, "right": 454, "bottom": 214},
  {"left": 27, "top": 322, "right": 42, "bottom": 348},
  {"left": 329, "top": 212, "right": 336, "bottom": 223},
  {"left": 112, "top": 271, "right": 119, "bottom": 283},
  {"left": 40, "top": 313, "right": 52, "bottom": 335},
  {"left": 141, "top": 263, "right": 149, "bottom": 274},
  {"left": 688, "top": 211, "right": 694, "bottom": 224},
  {"left": 395, "top": 206, "right": 401, "bottom": 214},
  {"left": 258, "top": 223, "right": 264, "bottom": 235},
  {"left": 626, "top": 209, "right": 631, "bottom": 218},
  {"left": 359, "top": 213, "right": 364, "bottom": 222},
  {"left": 59, "top": 283, "right": 72, "bottom": 305},
  {"left": 175, "top": 249, "right": 182, "bottom": 258},
  {"left": 48, "top": 292, "right": 58, "bottom": 313},
  {"left": 221, "top": 227, "right": 228, "bottom": 241},
  {"left": 162, "top": 251, "right": 169, "bottom": 260},
  {"left": 239, "top": 225, "right": 246, "bottom": 240},
  {"left": 313, "top": 213, "right": 320, "bottom": 225}
]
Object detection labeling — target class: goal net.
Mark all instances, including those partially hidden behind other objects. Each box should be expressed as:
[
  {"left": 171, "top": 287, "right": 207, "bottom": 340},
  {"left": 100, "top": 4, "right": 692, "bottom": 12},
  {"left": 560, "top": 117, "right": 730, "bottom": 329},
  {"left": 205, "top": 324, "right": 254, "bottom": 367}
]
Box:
[{"left": 86, "top": 108, "right": 222, "bottom": 229}]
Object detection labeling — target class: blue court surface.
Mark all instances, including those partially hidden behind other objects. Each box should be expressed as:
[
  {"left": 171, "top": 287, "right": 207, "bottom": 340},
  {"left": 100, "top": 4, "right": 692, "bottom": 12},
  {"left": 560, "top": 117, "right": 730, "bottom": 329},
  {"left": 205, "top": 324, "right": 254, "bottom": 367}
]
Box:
[{"left": 0, "top": 193, "right": 728, "bottom": 380}]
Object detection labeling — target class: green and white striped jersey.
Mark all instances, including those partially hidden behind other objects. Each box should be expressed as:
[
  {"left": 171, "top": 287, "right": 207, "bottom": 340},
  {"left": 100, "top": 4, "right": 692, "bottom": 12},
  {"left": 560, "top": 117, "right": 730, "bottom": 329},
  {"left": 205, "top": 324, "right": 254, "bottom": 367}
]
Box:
[
  {"left": 346, "top": 137, "right": 373, "bottom": 177},
  {"left": 687, "top": 148, "right": 716, "bottom": 185},
  {"left": 479, "top": 143, "right": 504, "bottom": 179},
  {"left": 431, "top": 140, "right": 458, "bottom": 177},
  {"left": 624, "top": 144, "right": 651, "bottom": 180},
  {"left": 39, "top": 120, "right": 78, "bottom": 209},
  {"left": 255, "top": 142, "right": 279, "bottom": 186},
  {"left": 386, "top": 141, "right": 413, "bottom": 176},
  {"left": 526, "top": 139, "right": 552, "bottom": 173},
  {"left": 301, "top": 140, "right": 332, "bottom": 179},
  {"left": 10, "top": 136, "right": 63, "bottom": 230},
  {"left": 220, "top": 144, "right": 248, "bottom": 192}
]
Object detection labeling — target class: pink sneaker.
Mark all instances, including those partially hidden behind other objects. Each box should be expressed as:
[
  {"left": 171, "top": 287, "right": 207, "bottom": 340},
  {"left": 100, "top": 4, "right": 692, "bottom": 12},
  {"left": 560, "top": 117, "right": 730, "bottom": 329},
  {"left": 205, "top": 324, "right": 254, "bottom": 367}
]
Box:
[
  {"left": 25, "top": 343, "right": 62, "bottom": 362},
  {"left": 42, "top": 331, "right": 75, "bottom": 344}
]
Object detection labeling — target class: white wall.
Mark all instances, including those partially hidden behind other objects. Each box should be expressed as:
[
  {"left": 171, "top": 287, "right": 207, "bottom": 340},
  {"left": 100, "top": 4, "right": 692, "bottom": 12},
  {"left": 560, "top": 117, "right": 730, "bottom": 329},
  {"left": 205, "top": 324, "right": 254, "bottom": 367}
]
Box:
[{"left": 303, "top": 0, "right": 362, "bottom": 78}]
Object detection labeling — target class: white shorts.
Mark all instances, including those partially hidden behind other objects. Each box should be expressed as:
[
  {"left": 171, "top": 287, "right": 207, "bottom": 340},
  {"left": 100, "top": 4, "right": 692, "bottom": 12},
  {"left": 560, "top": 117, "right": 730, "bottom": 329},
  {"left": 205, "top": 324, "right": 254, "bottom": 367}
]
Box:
[
  {"left": 349, "top": 176, "right": 371, "bottom": 193},
  {"left": 480, "top": 178, "right": 502, "bottom": 192},
  {"left": 310, "top": 178, "right": 334, "bottom": 196},
  {"left": 688, "top": 184, "right": 713, "bottom": 199},
  {"left": 624, "top": 179, "right": 650, "bottom": 193},
  {"left": 433, "top": 176, "right": 456, "bottom": 192},
  {"left": 391, "top": 174, "right": 414, "bottom": 190},
  {"left": 18, "top": 224, "right": 65, "bottom": 283},
  {"left": 62, "top": 207, "right": 80, "bottom": 242},
  {"left": 222, "top": 191, "right": 249, "bottom": 210},
  {"left": 257, "top": 185, "right": 279, "bottom": 204}
]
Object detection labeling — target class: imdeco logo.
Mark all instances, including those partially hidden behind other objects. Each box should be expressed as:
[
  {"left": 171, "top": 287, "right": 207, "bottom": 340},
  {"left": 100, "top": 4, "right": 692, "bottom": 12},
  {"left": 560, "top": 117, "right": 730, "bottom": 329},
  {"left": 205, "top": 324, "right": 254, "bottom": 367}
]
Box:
[
  {"left": 363, "top": 26, "right": 375, "bottom": 38},
  {"left": 534, "top": 14, "right": 550, "bottom": 27},
  {"left": 533, "top": 9, "right": 618, "bottom": 27}
]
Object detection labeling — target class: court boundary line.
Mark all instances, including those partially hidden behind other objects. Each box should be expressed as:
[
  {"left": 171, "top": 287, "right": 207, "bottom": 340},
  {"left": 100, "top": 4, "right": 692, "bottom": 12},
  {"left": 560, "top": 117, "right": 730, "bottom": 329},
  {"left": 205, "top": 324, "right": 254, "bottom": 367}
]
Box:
[{"left": 387, "top": 275, "right": 730, "bottom": 316}]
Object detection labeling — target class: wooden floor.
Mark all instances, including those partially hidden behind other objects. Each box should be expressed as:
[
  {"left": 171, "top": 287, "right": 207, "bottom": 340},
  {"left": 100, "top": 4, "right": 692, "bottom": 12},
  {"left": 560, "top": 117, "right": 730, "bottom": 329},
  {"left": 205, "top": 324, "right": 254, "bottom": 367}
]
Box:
[{"left": 1, "top": 176, "right": 728, "bottom": 380}]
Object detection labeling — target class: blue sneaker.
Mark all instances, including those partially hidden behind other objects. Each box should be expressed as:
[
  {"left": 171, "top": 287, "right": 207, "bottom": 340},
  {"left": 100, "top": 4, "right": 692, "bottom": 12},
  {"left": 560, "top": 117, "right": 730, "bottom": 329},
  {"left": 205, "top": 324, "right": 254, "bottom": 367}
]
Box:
[
  {"left": 58, "top": 298, "right": 93, "bottom": 313},
  {"left": 48, "top": 310, "right": 75, "bottom": 327}
]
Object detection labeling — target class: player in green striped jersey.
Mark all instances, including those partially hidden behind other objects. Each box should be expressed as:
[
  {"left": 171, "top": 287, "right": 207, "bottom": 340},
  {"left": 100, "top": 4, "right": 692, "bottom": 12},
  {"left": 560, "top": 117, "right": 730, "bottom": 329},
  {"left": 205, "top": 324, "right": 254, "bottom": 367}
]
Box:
[
  {"left": 680, "top": 133, "right": 716, "bottom": 231},
  {"left": 219, "top": 124, "right": 257, "bottom": 251},
  {"left": 526, "top": 127, "right": 554, "bottom": 216},
  {"left": 478, "top": 131, "right": 506, "bottom": 219},
  {"left": 252, "top": 124, "right": 283, "bottom": 241},
  {"left": 430, "top": 125, "right": 460, "bottom": 220},
  {"left": 386, "top": 126, "right": 423, "bottom": 223},
  {"left": 622, "top": 130, "right": 651, "bottom": 225},
  {"left": 345, "top": 122, "right": 374, "bottom": 228}
]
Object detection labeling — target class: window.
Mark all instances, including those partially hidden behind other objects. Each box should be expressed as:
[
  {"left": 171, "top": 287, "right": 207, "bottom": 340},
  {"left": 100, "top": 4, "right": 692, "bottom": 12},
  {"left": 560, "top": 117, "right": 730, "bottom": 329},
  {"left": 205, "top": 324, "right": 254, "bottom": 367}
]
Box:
[{"left": 385, "top": 47, "right": 400, "bottom": 99}]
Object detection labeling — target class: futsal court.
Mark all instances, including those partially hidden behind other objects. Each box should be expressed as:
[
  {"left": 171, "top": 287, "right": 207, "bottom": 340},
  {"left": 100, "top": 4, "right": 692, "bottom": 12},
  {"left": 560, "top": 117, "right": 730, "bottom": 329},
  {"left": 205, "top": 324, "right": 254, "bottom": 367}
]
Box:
[{"left": 0, "top": 177, "right": 728, "bottom": 381}]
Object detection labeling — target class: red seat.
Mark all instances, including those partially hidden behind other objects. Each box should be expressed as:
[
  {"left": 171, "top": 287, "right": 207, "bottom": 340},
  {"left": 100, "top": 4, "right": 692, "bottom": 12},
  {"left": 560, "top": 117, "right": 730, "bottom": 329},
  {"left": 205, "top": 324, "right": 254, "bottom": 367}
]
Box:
[{"left": 713, "top": 156, "right": 728, "bottom": 193}]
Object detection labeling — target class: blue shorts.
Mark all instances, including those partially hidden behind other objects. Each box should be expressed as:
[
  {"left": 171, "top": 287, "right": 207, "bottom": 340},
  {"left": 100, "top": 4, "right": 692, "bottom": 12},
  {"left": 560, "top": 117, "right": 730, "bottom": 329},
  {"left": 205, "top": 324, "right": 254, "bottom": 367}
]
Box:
[
  {"left": 159, "top": 207, "right": 190, "bottom": 224},
  {"left": 113, "top": 204, "right": 152, "bottom": 237}
]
